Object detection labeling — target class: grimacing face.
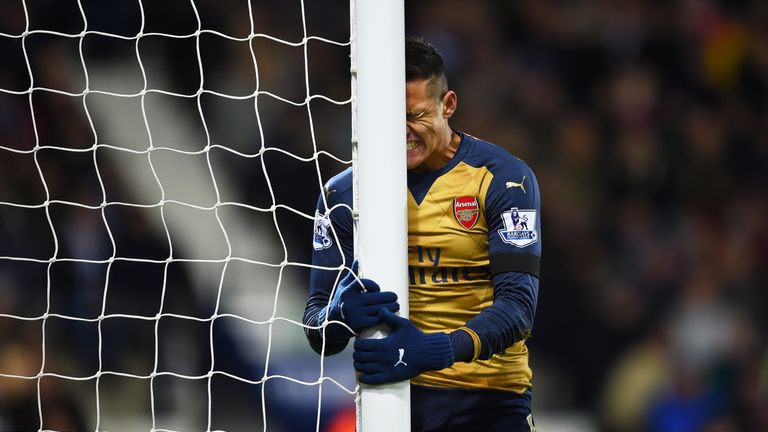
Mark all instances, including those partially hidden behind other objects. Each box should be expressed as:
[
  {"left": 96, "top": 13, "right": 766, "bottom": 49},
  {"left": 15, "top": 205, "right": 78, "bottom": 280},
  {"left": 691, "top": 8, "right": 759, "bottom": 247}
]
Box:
[{"left": 405, "top": 78, "right": 457, "bottom": 172}]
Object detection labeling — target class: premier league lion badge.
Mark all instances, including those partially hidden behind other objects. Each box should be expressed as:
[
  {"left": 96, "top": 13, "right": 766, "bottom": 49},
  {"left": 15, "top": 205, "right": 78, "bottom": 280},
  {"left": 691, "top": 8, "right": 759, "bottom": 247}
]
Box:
[
  {"left": 312, "top": 210, "right": 333, "bottom": 251},
  {"left": 454, "top": 196, "right": 480, "bottom": 230},
  {"left": 498, "top": 207, "right": 537, "bottom": 247}
]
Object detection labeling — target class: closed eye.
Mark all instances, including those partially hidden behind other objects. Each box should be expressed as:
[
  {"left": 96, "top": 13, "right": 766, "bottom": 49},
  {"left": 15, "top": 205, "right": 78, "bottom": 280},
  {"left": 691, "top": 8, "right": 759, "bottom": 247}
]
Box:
[{"left": 406, "top": 112, "right": 422, "bottom": 122}]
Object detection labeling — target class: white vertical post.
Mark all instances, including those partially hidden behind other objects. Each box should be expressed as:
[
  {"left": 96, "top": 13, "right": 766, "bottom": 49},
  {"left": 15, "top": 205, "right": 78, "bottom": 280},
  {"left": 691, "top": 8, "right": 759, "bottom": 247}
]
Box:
[{"left": 351, "top": 0, "right": 409, "bottom": 431}]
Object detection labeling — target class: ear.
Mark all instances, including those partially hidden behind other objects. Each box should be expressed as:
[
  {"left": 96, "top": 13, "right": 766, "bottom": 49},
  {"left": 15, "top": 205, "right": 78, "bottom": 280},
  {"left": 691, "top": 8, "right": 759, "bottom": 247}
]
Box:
[{"left": 441, "top": 90, "right": 457, "bottom": 119}]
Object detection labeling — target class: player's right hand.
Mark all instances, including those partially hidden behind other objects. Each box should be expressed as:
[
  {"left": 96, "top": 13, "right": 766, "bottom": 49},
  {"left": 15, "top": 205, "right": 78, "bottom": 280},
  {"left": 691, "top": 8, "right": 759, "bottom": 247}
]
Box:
[
  {"left": 353, "top": 309, "right": 454, "bottom": 385},
  {"left": 320, "top": 261, "right": 400, "bottom": 334}
]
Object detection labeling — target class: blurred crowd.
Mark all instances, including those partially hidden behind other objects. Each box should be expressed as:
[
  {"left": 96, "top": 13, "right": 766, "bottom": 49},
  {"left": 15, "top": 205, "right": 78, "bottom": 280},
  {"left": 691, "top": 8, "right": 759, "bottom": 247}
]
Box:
[
  {"left": 1, "top": 0, "right": 767, "bottom": 431},
  {"left": 410, "top": 1, "right": 768, "bottom": 431}
]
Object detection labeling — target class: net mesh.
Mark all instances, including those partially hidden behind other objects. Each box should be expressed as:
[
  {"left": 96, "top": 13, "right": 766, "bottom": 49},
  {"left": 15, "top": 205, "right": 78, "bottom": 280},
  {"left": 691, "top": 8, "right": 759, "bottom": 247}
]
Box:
[{"left": 0, "top": 0, "right": 355, "bottom": 430}]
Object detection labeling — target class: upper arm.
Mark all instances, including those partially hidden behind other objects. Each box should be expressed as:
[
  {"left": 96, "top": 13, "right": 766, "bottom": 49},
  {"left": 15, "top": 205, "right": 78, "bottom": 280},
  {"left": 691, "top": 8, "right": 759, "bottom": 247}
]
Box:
[
  {"left": 485, "top": 158, "right": 542, "bottom": 278},
  {"left": 309, "top": 177, "right": 354, "bottom": 293},
  {"left": 304, "top": 172, "right": 355, "bottom": 355}
]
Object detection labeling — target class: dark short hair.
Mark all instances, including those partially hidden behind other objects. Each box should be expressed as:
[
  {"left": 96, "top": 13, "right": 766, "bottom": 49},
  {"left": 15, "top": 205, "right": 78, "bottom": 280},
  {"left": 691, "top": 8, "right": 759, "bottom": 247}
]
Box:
[{"left": 405, "top": 37, "right": 448, "bottom": 99}]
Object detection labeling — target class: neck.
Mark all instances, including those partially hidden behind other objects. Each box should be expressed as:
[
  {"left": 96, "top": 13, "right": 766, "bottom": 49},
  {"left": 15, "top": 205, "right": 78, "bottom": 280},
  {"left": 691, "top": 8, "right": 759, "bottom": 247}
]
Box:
[
  {"left": 446, "top": 129, "right": 460, "bottom": 155},
  {"left": 415, "top": 129, "right": 460, "bottom": 173},
  {"left": 441, "top": 129, "right": 460, "bottom": 162}
]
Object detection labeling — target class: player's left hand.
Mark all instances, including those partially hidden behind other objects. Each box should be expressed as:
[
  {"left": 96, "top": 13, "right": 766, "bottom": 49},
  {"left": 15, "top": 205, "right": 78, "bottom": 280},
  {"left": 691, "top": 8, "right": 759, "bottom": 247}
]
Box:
[
  {"left": 352, "top": 309, "right": 454, "bottom": 385},
  {"left": 320, "top": 261, "right": 399, "bottom": 335}
]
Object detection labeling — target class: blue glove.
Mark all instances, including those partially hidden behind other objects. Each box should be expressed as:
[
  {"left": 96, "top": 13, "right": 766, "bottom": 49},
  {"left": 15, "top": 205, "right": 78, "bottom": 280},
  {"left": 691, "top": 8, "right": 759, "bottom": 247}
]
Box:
[
  {"left": 318, "top": 261, "right": 399, "bottom": 336},
  {"left": 353, "top": 309, "right": 454, "bottom": 385}
]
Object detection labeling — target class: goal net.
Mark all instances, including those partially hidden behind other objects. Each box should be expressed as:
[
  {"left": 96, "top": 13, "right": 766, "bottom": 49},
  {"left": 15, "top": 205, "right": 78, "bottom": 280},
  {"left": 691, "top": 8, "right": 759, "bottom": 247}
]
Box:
[{"left": 0, "top": 0, "right": 406, "bottom": 431}]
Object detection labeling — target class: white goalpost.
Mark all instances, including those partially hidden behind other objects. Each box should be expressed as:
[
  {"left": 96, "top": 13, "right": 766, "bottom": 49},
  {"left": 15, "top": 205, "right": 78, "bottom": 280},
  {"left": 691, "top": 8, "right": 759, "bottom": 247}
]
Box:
[
  {"left": 351, "top": 1, "right": 409, "bottom": 431},
  {"left": 0, "top": 0, "right": 406, "bottom": 431}
]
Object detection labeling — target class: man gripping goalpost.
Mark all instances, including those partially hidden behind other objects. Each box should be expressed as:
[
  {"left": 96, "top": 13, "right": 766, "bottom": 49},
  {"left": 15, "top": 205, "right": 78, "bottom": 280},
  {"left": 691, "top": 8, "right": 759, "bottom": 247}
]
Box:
[{"left": 303, "top": 37, "right": 541, "bottom": 432}]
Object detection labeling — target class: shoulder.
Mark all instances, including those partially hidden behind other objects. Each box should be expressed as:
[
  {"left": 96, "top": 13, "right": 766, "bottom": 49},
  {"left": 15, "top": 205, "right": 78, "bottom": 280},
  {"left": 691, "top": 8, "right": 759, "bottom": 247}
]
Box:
[
  {"left": 325, "top": 167, "right": 353, "bottom": 194},
  {"left": 322, "top": 167, "right": 353, "bottom": 206},
  {"left": 461, "top": 133, "right": 536, "bottom": 180}
]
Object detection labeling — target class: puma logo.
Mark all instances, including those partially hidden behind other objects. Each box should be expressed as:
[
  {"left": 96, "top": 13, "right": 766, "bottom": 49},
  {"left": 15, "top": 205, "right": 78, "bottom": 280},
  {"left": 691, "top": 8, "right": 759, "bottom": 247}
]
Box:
[
  {"left": 394, "top": 348, "right": 407, "bottom": 367},
  {"left": 505, "top": 176, "right": 526, "bottom": 193}
]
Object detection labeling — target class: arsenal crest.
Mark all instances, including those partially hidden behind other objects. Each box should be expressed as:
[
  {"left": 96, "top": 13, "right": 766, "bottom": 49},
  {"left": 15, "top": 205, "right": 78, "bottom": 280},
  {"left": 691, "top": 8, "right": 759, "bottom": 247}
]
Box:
[{"left": 454, "top": 196, "right": 480, "bottom": 230}]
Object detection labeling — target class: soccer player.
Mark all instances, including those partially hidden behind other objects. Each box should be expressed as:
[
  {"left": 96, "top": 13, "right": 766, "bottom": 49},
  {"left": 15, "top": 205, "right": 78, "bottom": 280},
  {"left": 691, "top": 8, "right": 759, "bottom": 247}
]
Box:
[{"left": 303, "top": 37, "right": 541, "bottom": 432}]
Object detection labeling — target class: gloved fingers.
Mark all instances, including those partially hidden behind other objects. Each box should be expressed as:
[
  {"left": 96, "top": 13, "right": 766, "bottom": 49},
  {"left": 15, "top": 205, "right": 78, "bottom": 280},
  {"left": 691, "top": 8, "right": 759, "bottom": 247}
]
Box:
[
  {"left": 358, "top": 373, "right": 390, "bottom": 385},
  {"left": 383, "top": 302, "right": 400, "bottom": 313},
  {"left": 378, "top": 308, "right": 409, "bottom": 328},
  {"left": 352, "top": 349, "right": 379, "bottom": 363},
  {"left": 354, "top": 317, "right": 381, "bottom": 330},
  {"left": 361, "top": 303, "right": 400, "bottom": 318},
  {"left": 353, "top": 337, "right": 383, "bottom": 352},
  {"left": 359, "top": 307, "right": 380, "bottom": 318},
  {"left": 358, "top": 278, "right": 381, "bottom": 293},
  {"left": 360, "top": 291, "right": 397, "bottom": 306},
  {"left": 353, "top": 361, "right": 381, "bottom": 374}
]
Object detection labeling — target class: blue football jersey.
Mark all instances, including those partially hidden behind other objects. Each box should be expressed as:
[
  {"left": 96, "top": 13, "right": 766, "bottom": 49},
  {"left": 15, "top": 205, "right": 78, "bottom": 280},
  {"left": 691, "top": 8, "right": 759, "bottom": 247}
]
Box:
[{"left": 305, "top": 131, "right": 541, "bottom": 393}]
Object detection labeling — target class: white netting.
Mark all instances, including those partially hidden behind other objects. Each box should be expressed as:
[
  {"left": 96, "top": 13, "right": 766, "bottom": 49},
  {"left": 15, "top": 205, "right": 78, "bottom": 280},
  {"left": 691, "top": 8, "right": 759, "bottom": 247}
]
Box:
[{"left": 0, "top": 1, "right": 356, "bottom": 431}]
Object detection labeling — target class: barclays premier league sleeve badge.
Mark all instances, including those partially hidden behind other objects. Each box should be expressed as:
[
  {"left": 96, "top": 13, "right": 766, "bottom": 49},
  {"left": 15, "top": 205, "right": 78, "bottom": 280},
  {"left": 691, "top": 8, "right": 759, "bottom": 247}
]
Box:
[
  {"left": 498, "top": 207, "right": 538, "bottom": 247},
  {"left": 312, "top": 210, "right": 333, "bottom": 251}
]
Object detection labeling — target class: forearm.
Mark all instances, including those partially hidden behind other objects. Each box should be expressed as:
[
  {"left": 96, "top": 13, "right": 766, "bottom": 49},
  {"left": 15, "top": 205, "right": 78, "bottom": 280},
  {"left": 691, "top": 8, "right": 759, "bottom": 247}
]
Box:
[
  {"left": 304, "top": 262, "right": 398, "bottom": 356},
  {"left": 456, "top": 271, "right": 539, "bottom": 361},
  {"left": 303, "top": 298, "right": 352, "bottom": 356}
]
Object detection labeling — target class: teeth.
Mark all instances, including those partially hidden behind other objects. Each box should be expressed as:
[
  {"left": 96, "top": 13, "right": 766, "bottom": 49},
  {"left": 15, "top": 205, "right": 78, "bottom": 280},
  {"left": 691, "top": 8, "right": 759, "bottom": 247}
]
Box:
[{"left": 406, "top": 141, "right": 418, "bottom": 150}]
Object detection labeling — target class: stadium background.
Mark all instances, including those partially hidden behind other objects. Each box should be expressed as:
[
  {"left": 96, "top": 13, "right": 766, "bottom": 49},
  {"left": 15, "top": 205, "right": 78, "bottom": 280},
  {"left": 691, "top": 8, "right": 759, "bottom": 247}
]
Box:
[{"left": 1, "top": 0, "right": 767, "bottom": 431}]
